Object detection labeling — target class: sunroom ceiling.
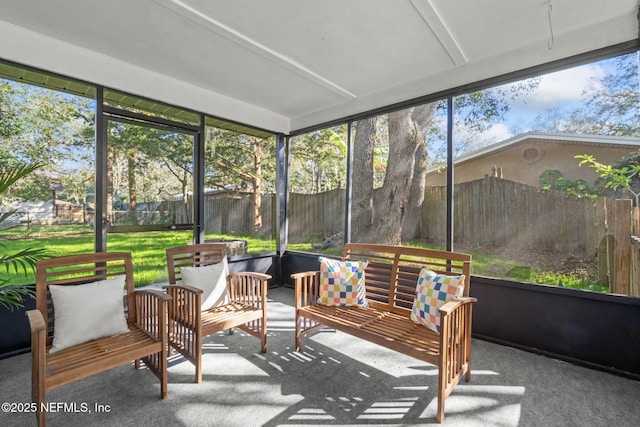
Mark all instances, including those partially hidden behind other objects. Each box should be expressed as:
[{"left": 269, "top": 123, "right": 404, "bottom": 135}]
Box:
[{"left": 0, "top": 0, "right": 637, "bottom": 134}]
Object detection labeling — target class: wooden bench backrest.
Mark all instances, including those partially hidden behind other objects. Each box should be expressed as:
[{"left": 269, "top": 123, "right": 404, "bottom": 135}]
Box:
[
  {"left": 35, "top": 252, "right": 136, "bottom": 347},
  {"left": 166, "top": 243, "right": 227, "bottom": 285},
  {"left": 342, "top": 243, "right": 471, "bottom": 312}
]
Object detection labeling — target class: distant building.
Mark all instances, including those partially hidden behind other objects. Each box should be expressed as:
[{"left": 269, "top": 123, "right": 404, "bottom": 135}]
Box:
[
  {"left": 2, "top": 199, "right": 86, "bottom": 225},
  {"left": 426, "top": 132, "right": 640, "bottom": 187}
]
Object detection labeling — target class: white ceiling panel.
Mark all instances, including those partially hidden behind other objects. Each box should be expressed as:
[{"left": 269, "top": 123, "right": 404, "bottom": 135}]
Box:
[{"left": 0, "top": 0, "right": 637, "bottom": 134}]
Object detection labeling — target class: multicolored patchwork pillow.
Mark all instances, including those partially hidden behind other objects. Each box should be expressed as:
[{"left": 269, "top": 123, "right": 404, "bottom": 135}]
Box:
[
  {"left": 411, "top": 268, "right": 465, "bottom": 333},
  {"left": 317, "top": 256, "right": 368, "bottom": 307}
]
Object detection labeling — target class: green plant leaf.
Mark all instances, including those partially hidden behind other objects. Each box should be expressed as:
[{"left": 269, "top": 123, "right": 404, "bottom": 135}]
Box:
[
  {"left": 0, "top": 161, "right": 45, "bottom": 195},
  {"left": 0, "top": 246, "right": 48, "bottom": 275},
  {"left": 0, "top": 279, "right": 34, "bottom": 311}
]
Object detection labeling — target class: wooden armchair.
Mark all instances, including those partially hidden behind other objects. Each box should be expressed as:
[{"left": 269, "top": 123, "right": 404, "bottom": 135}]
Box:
[
  {"left": 165, "top": 243, "right": 270, "bottom": 383},
  {"left": 26, "top": 252, "right": 170, "bottom": 427}
]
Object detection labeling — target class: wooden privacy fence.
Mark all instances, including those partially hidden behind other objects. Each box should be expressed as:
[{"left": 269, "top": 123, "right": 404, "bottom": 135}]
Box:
[
  {"left": 423, "top": 176, "right": 638, "bottom": 296},
  {"left": 186, "top": 179, "right": 640, "bottom": 296},
  {"left": 202, "top": 192, "right": 274, "bottom": 237},
  {"left": 423, "top": 176, "right": 603, "bottom": 254},
  {"left": 287, "top": 189, "right": 345, "bottom": 241},
  {"left": 195, "top": 189, "right": 345, "bottom": 240}
]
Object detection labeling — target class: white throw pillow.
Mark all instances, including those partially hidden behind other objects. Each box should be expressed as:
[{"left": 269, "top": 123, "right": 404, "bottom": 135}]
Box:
[
  {"left": 49, "top": 275, "right": 129, "bottom": 354},
  {"left": 180, "top": 262, "right": 231, "bottom": 310}
]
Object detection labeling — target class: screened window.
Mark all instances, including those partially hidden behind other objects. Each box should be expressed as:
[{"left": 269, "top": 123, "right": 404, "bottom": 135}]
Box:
[
  {"left": 0, "top": 76, "right": 96, "bottom": 287},
  {"left": 203, "top": 119, "right": 276, "bottom": 254},
  {"left": 447, "top": 52, "right": 640, "bottom": 296},
  {"left": 288, "top": 125, "right": 348, "bottom": 252}
]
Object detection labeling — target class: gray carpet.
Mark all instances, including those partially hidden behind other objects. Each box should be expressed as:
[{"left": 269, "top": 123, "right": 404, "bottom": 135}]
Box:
[{"left": 1, "top": 286, "right": 639, "bottom": 427}]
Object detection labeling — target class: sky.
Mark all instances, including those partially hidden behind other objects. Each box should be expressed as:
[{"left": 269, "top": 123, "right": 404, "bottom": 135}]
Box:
[
  {"left": 470, "top": 63, "right": 605, "bottom": 144},
  {"left": 425, "top": 53, "right": 639, "bottom": 165}
]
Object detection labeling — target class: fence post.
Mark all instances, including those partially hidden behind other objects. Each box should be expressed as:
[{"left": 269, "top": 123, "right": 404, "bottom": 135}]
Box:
[
  {"left": 631, "top": 207, "right": 640, "bottom": 297},
  {"left": 610, "top": 198, "right": 632, "bottom": 295}
]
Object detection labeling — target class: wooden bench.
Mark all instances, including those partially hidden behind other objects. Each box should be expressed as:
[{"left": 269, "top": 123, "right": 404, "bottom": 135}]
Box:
[
  {"left": 165, "top": 243, "right": 270, "bottom": 383},
  {"left": 292, "top": 243, "right": 475, "bottom": 423},
  {"left": 26, "top": 252, "right": 170, "bottom": 427}
]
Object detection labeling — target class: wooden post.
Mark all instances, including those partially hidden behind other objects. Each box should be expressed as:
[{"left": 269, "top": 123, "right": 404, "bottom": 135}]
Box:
[
  {"left": 631, "top": 207, "right": 640, "bottom": 297},
  {"left": 610, "top": 198, "right": 632, "bottom": 295}
]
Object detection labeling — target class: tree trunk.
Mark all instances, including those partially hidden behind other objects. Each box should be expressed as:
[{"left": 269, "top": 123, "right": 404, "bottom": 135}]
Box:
[
  {"left": 253, "top": 140, "right": 263, "bottom": 232},
  {"left": 364, "top": 110, "right": 417, "bottom": 244},
  {"left": 351, "top": 117, "right": 377, "bottom": 242},
  {"left": 402, "top": 104, "right": 435, "bottom": 240},
  {"left": 352, "top": 106, "right": 435, "bottom": 245},
  {"left": 181, "top": 168, "right": 189, "bottom": 206},
  {"left": 106, "top": 148, "right": 114, "bottom": 226},
  {"left": 127, "top": 154, "right": 138, "bottom": 225}
]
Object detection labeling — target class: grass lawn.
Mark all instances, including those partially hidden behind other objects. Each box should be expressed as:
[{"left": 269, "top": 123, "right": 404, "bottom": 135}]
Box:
[
  {"left": 2, "top": 225, "right": 605, "bottom": 292},
  {"left": 1, "top": 225, "right": 276, "bottom": 286},
  {"left": 290, "top": 239, "right": 606, "bottom": 293}
]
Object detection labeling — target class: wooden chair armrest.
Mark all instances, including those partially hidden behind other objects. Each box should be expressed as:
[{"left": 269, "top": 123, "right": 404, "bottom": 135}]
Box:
[
  {"left": 292, "top": 271, "right": 321, "bottom": 310},
  {"left": 26, "top": 309, "right": 47, "bottom": 369},
  {"left": 438, "top": 296, "right": 476, "bottom": 347},
  {"left": 26, "top": 309, "right": 46, "bottom": 333},
  {"left": 163, "top": 283, "right": 203, "bottom": 328},
  {"left": 134, "top": 289, "right": 171, "bottom": 340},
  {"left": 439, "top": 296, "right": 476, "bottom": 315},
  {"left": 228, "top": 272, "right": 271, "bottom": 282},
  {"left": 163, "top": 283, "right": 204, "bottom": 295},
  {"left": 291, "top": 271, "right": 320, "bottom": 281},
  {"left": 227, "top": 272, "right": 271, "bottom": 305},
  {"left": 136, "top": 288, "right": 172, "bottom": 301}
]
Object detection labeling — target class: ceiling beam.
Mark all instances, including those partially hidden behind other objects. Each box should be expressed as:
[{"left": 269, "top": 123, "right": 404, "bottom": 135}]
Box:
[
  {"left": 411, "top": 0, "right": 467, "bottom": 66},
  {"left": 152, "top": 0, "right": 356, "bottom": 100}
]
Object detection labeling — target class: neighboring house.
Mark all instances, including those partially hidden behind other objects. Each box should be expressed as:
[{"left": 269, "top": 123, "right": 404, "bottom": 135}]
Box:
[
  {"left": 426, "top": 132, "right": 640, "bottom": 187},
  {"left": 1, "top": 199, "right": 86, "bottom": 225}
]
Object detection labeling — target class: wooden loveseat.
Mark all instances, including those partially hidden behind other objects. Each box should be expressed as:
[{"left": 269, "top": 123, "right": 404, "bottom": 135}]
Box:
[
  {"left": 291, "top": 243, "right": 475, "bottom": 423},
  {"left": 165, "top": 243, "right": 270, "bottom": 383},
  {"left": 26, "top": 252, "right": 170, "bottom": 427}
]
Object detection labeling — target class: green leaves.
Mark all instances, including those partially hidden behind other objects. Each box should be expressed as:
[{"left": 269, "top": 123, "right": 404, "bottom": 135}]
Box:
[
  {"left": 0, "top": 160, "right": 48, "bottom": 310},
  {"left": 539, "top": 169, "right": 599, "bottom": 200},
  {"left": 0, "top": 280, "right": 35, "bottom": 311},
  {"left": 576, "top": 153, "right": 640, "bottom": 205},
  {"left": 0, "top": 160, "right": 45, "bottom": 195},
  {"left": 0, "top": 245, "right": 48, "bottom": 275}
]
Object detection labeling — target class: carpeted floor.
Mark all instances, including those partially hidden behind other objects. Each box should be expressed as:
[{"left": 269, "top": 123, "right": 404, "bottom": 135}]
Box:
[{"left": 1, "top": 286, "right": 639, "bottom": 427}]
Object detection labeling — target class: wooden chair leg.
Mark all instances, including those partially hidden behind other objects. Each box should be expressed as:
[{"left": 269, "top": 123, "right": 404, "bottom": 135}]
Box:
[
  {"left": 195, "top": 328, "right": 203, "bottom": 383},
  {"left": 195, "top": 350, "right": 203, "bottom": 384},
  {"left": 36, "top": 405, "right": 45, "bottom": 427},
  {"left": 295, "top": 318, "right": 302, "bottom": 352},
  {"left": 33, "top": 382, "right": 45, "bottom": 427},
  {"left": 260, "top": 324, "right": 267, "bottom": 353},
  {"left": 160, "top": 351, "right": 168, "bottom": 399},
  {"left": 31, "top": 341, "right": 46, "bottom": 427},
  {"left": 437, "top": 365, "right": 446, "bottom": 423},
  {"left": 436, "top": 399, "right": 445, "bottom": 423}
]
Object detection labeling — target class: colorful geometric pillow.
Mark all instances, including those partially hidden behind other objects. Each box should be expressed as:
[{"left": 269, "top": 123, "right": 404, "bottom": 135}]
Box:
[
  {"left": 317, "top": 256, "right": 368, "bottom": 307},
  {"left": 411, "top": 268, "right": 465, "bottom": 333}
]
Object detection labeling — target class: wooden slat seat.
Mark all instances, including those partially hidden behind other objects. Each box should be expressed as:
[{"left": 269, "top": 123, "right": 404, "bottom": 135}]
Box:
[
  {"left": 26, "top": 252, "right": 170, "bottom": 427},
  {"left": 165, "top": 243, "right": 270, "bottom": 383},
  {"left": 45, "top": 326, "right": 161, "bottom": 387},
  {"left": 292, "top": 243, "right": 475, "bottom": 423},
  {"left": 298, "top": 305, "right": 442, "bottom": 358}
]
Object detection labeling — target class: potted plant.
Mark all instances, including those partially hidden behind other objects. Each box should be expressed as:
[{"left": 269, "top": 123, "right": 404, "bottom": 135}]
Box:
[{"left": 0, "top": 161, "right": 47, "bottom": 310}]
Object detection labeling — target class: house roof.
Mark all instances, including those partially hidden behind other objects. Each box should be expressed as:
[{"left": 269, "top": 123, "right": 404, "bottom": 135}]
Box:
[
  {"left": 452, "top": 132, "right": 640, "bottom": 165},
  {"left": 0, "top": 1, "right": 638, "bottom": 134}
]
